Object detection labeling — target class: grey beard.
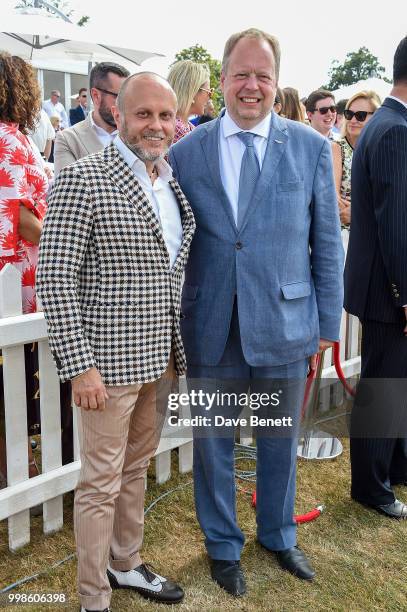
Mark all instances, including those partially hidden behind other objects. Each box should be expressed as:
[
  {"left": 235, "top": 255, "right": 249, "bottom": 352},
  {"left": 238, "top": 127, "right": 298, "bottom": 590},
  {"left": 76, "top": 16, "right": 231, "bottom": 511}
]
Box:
[{"left": 123, "top": 138, "right": 169, "bottom": 162}]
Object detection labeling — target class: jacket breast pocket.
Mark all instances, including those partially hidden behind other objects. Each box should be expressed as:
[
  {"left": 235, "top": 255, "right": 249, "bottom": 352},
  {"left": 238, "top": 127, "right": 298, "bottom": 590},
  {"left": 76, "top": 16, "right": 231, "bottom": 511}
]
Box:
[{"left": 276, "top": 180, "right": 304, "bottom": 193}]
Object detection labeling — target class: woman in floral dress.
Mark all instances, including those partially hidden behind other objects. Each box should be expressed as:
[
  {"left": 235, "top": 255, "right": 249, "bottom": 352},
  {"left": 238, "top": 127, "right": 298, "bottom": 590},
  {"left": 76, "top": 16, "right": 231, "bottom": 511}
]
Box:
[
  {"left": 0, "top": 52, "right": 48, "bottom": 484},
  {"left": 332, "top": 90, "right": 381, "bottom": 228}
]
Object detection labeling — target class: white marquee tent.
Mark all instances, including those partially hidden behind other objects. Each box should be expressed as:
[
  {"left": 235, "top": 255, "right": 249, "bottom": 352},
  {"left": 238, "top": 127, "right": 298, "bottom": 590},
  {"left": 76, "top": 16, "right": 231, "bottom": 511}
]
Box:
[{"left": 332, "top": 77, "right": 392, "bottom": 103}]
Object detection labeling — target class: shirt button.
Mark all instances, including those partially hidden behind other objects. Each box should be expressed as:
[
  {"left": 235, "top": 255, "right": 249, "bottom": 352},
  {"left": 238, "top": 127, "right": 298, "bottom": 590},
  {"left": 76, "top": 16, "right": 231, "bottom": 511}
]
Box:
[
  {"left": 235, "top": 241, "right": 243, "bottom": 250},
  {"left": 395, "top": 293, "right": 400, "bottom": 298}
]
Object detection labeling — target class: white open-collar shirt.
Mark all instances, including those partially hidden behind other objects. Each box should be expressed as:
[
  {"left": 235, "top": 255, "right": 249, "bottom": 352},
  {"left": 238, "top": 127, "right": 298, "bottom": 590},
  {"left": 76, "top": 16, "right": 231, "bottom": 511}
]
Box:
[
  {"left": 90, "top": 111, "right": 118, "bottom": 147},
  {"left": 114, "top": 135, "right": 182, "bottom": 269}
]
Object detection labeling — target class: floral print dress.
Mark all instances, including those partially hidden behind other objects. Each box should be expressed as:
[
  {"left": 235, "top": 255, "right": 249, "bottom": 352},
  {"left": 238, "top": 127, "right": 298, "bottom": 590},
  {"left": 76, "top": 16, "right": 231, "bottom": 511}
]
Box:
[
  {"left": 338, "top": 137, "right": 353, "bottom": 229},
  {"left": 0, "top": 122, "right": 48, "bottom": 313}
]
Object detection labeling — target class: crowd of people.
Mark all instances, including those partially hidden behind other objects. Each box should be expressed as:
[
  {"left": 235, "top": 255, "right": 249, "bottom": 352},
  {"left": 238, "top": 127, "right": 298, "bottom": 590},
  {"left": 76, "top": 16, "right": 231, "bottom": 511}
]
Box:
[{"left": 0, "top": 27, "right": 406, "bottom": 612}]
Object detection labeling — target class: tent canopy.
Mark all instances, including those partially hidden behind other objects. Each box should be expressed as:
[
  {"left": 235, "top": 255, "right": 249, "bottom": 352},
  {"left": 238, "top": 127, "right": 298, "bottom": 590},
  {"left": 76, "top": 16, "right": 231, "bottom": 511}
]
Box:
[
  {"left": 1, "top": 11, "right": 164, "bottom": 65},
  {"left": 332, "top": 77, "right": 392, "bottom": 104}
]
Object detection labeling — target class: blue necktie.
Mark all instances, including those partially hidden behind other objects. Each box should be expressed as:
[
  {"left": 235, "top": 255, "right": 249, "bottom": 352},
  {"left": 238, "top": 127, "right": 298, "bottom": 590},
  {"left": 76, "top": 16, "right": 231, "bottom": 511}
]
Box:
[{"left": 237, "top": 132, "right": 260, "bottom": 228}]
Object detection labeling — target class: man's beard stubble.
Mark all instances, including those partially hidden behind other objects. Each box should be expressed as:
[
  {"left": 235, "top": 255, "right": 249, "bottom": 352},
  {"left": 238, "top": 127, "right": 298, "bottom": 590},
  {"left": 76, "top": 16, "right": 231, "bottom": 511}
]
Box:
[
  {"left": 121, "top": 126, "right": 172, "bottom": 163},
  {"left": 99, "top": 101, "right": 117, "bottom": 128}
]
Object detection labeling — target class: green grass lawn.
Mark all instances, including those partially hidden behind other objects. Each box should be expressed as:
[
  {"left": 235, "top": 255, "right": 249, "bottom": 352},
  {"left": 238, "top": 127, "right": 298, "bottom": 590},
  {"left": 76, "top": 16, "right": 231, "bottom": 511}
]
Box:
[{"left": 1, "top": 439, "right": 406, "bottom": 612}]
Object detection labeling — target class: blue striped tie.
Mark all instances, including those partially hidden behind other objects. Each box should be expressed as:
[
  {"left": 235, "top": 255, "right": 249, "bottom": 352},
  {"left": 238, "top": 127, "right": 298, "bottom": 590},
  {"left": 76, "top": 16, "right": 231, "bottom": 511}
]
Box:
[{"left": 237, "top": 132, "right": 260, "bottom": 228}]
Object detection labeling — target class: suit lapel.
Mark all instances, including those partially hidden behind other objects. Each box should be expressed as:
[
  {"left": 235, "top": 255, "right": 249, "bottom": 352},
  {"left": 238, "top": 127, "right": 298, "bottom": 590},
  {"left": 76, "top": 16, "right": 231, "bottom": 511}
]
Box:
[
  {"left": 169, "top": 179, "right": 196, "bottom": 274},
  {"left": 200, "top": 118, "right": 238, "bottom": 233},
  {"left": 76, "top": 116, "right": 105, "bottom": 155},
  {"left": 239, "top": 113, "right": 288, "bottom": 233},
  {"left": 103, "top": 144, "right": 167, "bottom": 251}
]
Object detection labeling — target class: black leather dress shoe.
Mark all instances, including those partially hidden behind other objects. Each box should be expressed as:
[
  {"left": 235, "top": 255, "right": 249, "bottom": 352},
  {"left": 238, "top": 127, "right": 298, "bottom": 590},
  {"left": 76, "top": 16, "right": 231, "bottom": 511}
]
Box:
[
  {"left": 210, "top": 560, "right": 246, "bottom": 596},
  {"left": 375, "top": 499, "right": 407, "bottom": 519},
  {"left": 275, "top": 546, "right": 315, "bottom": 580}
]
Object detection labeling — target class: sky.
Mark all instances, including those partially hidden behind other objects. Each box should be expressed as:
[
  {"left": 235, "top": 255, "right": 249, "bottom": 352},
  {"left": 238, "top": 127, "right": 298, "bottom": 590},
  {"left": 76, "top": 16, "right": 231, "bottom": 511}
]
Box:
[{"left": 3, "top": 0, "right": 406, "bottom": 96}]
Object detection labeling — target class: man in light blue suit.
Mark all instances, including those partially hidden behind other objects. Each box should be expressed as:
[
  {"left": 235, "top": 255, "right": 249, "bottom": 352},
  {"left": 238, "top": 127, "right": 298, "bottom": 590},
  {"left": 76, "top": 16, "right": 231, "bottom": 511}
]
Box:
[{"left": 169, "top": 28, "right": 344, "bottom": 595}]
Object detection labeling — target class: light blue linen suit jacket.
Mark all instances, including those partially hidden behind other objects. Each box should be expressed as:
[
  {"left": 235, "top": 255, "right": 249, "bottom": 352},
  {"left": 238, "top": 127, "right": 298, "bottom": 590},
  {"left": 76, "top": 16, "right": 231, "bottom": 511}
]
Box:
[{"left": 169, "top": 111, "right": 344, "bottom": 367}]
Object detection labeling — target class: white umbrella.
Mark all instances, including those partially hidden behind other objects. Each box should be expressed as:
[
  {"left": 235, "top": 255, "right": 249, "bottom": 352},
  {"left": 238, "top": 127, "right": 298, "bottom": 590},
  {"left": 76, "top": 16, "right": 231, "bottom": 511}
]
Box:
[
  {"left": 332, "top": 77, "right": 392, "bottom": 103},
  {"left": 0, "top": 10, "right": 164, "bottom": 66}
]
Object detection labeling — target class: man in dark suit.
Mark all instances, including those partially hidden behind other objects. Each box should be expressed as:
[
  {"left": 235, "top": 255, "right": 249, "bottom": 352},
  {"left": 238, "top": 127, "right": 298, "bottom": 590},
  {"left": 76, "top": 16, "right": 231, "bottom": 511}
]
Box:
[
  {"left": 69, "top": 87, "right": 88, "bottom": 125},
  {"left": 344, "top": 36, "right": 407, "bottom": 519}
]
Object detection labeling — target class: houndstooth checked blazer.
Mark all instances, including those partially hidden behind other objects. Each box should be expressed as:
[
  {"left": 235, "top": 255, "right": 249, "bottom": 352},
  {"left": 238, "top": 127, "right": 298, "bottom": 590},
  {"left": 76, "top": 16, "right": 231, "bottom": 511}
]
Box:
[{"left": 36, "top": 143, "right": 196, "bottom": 385}]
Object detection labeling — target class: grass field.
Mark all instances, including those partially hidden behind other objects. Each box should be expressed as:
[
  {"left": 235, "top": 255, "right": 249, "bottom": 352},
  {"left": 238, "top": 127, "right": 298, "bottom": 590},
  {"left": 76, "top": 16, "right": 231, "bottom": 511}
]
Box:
[{"left": 1, "top": 439, "right": 406, "bottom": 612}]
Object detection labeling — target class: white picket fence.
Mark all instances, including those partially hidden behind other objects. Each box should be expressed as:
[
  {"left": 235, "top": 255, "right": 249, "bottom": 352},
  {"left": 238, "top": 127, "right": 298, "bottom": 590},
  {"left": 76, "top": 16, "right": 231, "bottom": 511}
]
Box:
[
  {"left": 0, "top": 231, "right": 361, "bottom": 551},
  {"left": 0, "top": 264, "right": 193, "bottom": 551}
]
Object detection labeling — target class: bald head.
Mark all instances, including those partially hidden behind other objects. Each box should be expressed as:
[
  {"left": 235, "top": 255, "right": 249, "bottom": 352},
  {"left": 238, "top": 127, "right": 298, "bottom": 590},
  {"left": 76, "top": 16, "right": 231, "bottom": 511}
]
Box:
[
  {"left": 111, "top": 71, "right": 178, "bottom": 166},
  {"left": 116, "top": 72, "right": 177, "bottom": 114}
]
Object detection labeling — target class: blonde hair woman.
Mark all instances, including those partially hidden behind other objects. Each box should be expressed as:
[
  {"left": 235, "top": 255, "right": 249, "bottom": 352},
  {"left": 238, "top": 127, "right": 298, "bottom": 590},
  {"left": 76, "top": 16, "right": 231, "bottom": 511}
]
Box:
[
  {"left": 282, "top": 87, "right": 305, "bottom": 122},
  {"left": 167, "top": 60, "right": 211, "bottom": 143},
  {"left": 332, "top": 90, "right": 381, "bottom": 226}
]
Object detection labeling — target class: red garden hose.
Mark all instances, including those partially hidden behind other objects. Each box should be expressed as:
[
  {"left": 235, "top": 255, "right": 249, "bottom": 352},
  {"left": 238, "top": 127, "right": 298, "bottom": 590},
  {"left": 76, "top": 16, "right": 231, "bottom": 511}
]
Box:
[
  {"left": 251, "top": 490, "right": 325, "bottom": 523},
  {"left": 333, "top": 342, "right": 356, "bottom": 397}
]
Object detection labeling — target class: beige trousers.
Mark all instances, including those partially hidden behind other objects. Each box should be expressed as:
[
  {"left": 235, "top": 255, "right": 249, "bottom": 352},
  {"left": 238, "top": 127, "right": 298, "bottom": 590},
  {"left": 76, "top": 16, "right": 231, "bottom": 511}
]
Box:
[{"left": 74, "top": 355, "right": 175, "bottom": 610}]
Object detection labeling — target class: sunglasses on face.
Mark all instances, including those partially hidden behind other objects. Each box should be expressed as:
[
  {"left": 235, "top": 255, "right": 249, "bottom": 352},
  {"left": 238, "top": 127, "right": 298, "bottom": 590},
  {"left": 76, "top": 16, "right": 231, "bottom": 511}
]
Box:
[
  {"left": 312, "top": 105, "right": 337, "bottom": 115},
  {"left": 199, "top": 87, "right": 214, "bottom": 98},
  {"left": 95, "top": 87, "right": 118, "bottom": 98},
  {"left": 344, "top": 109, "right": 374, "bottom": 122}
]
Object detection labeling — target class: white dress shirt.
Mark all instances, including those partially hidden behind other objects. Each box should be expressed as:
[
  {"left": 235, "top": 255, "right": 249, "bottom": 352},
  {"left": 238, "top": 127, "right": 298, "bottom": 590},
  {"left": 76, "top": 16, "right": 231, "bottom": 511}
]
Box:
[
  {"left": 42, "top": 99, "right": 69, "bottom": 129},
  {"left": 90, "top": 111, "right": 118, "bottom": 147},
  {"left": 29, "top": 109, "right": 55, "bottom": 153},
  {"left": 114, "top": 136, "right": 183, "bottom": 269},
  {"left": 219, "top": 110, "right": 271, "bottom": 225}
]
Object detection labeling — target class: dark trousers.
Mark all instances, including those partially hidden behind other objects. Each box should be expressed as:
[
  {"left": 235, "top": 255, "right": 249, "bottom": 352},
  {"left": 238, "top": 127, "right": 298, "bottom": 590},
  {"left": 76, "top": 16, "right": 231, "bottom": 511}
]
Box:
[{"left": 350, "top": 320, "right": 407, "bottom": 505}]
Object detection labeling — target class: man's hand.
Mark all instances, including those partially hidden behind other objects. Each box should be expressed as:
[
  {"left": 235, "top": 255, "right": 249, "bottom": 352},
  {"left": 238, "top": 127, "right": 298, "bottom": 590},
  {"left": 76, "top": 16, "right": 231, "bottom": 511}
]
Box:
[
  {"left": 309, "top": 339, "right": 335, "bottom": 371},
  {"left": 43, "top": 165, "right": 54, "bottom": 180},
  {"left": 72, "top": 367, "right": 108, "bottom": 411},
  {"left": 404, "top": 306, "right": 407, "bottom": 335}
]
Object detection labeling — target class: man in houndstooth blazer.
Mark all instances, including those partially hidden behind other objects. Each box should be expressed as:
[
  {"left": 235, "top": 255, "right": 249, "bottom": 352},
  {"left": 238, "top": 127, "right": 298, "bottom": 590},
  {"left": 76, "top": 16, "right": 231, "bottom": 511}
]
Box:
[{"left": 37, "top": 73, "right": 195, "bottom": 611}]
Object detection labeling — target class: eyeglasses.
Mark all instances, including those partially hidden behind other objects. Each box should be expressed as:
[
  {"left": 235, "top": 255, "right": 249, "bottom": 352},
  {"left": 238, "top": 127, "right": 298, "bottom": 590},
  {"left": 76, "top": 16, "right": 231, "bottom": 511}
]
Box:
[
  {"left": 343, "top": 109, "right": 374, "bottom": 122},
  {"left": 312, "top": 105, "right": 337, "bottom": 115},
  {"left": 95, "top": 87, "right": 118, "bottom": 98},
  {"left": 199, "top": 87, "right": 214, "bottom": 98}
]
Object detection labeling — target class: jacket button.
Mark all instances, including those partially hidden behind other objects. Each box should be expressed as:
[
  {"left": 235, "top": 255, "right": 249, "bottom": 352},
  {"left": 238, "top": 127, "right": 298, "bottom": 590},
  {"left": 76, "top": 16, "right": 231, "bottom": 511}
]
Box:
[
  {"left": 169, "top": 306, "right": 175, "bottom": 315},
  {"left": 235, "top": 241, "right": 242, "bottom": 250}
]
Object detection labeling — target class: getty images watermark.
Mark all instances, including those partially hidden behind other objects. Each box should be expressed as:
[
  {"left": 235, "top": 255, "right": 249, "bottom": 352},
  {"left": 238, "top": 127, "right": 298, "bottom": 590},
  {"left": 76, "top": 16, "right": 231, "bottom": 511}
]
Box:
[{"left": 167, "top": 389, "right": 293, "bottom": 428}]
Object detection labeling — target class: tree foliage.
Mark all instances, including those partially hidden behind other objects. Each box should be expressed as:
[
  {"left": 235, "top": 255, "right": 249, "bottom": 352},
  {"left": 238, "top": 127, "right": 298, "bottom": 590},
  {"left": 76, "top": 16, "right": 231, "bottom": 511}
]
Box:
[
  {"left": 173, "top": 44, "right": 223, "bottom": 113},
  {"left": 15, "top": 0, "right": 90, "bottom": 27},
  {"left": 324, "top": 47, "right": 390, "bottom": 90}
]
